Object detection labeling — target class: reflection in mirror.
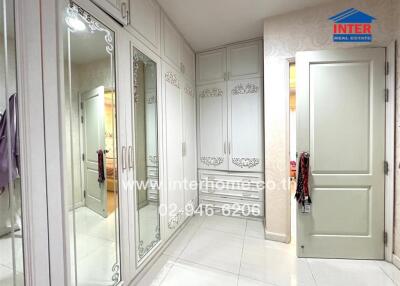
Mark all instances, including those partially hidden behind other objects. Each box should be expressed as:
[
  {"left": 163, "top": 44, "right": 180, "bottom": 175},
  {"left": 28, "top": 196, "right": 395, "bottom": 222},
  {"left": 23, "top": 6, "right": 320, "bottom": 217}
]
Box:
[
  {"left": 0, "top": 0, "right": 25, "bottom": 285},
  {"left": 132, "top": 47, "right": 160, "bottom": 261},
  {"left": 63, "top": 3, "right": 120, "bottom": 285}
]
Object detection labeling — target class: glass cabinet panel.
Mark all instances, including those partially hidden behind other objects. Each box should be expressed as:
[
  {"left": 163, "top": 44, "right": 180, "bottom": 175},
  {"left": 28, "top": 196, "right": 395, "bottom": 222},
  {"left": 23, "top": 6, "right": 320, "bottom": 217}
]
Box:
[
  {"left": 0, "top": 0, "right": 25, "bottom": 285},
  {"left": 62, "top": 2, "right": 121, "bottom": 285},
  {"left": 132, "top": 47, "right": 161, "bottom": 262}
]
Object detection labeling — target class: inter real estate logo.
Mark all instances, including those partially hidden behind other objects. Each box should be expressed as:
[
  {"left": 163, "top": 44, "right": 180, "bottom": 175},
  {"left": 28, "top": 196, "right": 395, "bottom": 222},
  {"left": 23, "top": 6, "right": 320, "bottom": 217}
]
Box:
[{"left": 329, "top": 8, "right": 376, "bottom": 42}]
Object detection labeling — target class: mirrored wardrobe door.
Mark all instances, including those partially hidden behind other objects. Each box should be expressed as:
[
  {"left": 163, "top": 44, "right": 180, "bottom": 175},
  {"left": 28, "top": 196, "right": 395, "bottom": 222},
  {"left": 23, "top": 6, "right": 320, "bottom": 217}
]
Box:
[
  {"left": 0, "top": 0, "right": 25, "bottom": 285},
  {"left": 131, "top": 46, "right": 161, "bottom": 263},
  {"left": 61, "top": 2, "right": 122, "bottom": 285}
]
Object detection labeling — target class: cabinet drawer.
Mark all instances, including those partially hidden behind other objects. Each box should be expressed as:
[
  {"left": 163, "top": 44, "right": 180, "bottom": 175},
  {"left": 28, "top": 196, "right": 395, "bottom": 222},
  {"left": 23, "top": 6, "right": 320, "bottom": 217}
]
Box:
[
  {"left": 147, "top": 167, "right": 159, "bottom": 178},
  {"left": 199, "top": 194, "right": 263, "bottom": 217},
  {"left": 199, "top": 171, "right": 264, "bottom": 188},
  {"left": 199, "top": 186, "right": 263, "bottom": 201}
]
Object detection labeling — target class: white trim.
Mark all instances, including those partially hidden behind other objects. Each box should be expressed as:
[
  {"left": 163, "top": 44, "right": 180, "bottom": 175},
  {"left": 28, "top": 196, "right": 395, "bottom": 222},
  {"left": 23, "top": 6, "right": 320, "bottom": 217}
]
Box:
[
  {"left": 265, "top": 230, "right": 290, "bottom": 243},
  {"left": 41, "top": 0, "right": 70, "bottom": 284},
  {"left": 385, "top": 41, "right": 396, "bottom": 262},
  {"left": 15, "top": 0, "right": 51, "bottom": 285},
  {"left": 393, "top": 254, "right": 400, "bottom": 269}
]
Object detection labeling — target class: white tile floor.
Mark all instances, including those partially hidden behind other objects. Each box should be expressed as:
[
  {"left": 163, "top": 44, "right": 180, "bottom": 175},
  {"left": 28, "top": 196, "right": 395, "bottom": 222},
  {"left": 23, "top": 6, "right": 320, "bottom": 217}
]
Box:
[
  {"left": 0, "top": 232, "right": 24, "bottom": 286},
  {"left": 136, "top": 215, "right": 400, "bottom": 286},
  {"left": 69, "top": 207, "right": 119, "bottom": 286}
]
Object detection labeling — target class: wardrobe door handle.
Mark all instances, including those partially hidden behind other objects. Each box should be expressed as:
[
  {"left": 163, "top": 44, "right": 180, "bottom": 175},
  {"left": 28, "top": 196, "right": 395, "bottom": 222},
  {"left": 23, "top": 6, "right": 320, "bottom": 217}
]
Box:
[
  {"left": 121, "top": 146, "right": 126, "bottom": 170},
  {"left": 228, "top": 142, "right": 231, "bottom": 155},
  {"left": 128, "top": 146, "right": 133, "bottom": 169},
  {"left": 224, "top": 142, "right": 227, "bottom": 154},
  {"left": 121, "top": 2, "right": 128, "bottom": 19}
]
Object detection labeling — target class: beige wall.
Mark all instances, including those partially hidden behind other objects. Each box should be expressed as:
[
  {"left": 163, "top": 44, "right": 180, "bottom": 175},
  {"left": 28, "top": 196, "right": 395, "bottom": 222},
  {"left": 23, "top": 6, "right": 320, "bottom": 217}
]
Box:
[{"left": 263, "top": 0, "right": 396, "bottom": 242}]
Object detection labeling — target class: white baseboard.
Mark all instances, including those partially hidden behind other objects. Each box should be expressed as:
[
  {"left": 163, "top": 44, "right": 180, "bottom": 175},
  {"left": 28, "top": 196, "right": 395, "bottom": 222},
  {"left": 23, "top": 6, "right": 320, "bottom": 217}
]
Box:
[
  {"left": 265, "top": 230, "right": 290, "bottom": 243},
  {"left": 392, "top": 254, "right": 400, "bottom": 269}
]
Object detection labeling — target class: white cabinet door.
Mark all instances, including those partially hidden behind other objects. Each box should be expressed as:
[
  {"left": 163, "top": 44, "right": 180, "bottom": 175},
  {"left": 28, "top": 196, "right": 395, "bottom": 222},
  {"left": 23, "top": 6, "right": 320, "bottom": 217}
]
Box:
[
  {"left": 182, "top": 79, "right": 197, "bottom": 208},
  {"left": 181, "top": 40, "right": 195, "bottom": 82},
  {"left": 197, "top": 82, "right": 228, "bottom": 170},
  {"left": 91, "top": 0, "right": 129, "bottom": 25},
  {"left": 162, "top": 62, "right": 185, "bottom": 237},
  {"left": 227, "top": 40, "right": 262, "bottom": 80},
  {"left": 129, "top": 0, "right": 161, "bottom": 53},
  {"left": 162, "top": 14, "right": 181, "bottom": 70},
  {"left": 196, "top": 48, "right": 226, "bottom": 85},
  {"left": 228, "top": 78, "right": 263, "bottom": 172}
]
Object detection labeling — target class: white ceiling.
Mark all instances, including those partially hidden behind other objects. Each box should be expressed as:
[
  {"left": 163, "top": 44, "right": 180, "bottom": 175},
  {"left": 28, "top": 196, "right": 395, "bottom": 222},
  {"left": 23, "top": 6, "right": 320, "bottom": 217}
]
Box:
[{"left": 157, "top": 0, "right": 333, "bottom": 51}]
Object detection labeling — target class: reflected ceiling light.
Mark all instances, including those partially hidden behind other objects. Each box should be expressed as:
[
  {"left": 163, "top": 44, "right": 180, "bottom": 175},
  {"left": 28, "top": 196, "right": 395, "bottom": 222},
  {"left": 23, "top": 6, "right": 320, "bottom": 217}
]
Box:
[{"left": 65, "top": 15, "right": 86, "bottom": 32}]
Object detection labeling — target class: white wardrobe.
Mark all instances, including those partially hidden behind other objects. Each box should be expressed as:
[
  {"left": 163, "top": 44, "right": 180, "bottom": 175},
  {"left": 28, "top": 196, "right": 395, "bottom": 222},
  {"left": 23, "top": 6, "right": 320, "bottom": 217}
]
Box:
[{"left": 196, "top": 40, "right": 265, "bottom": 217}]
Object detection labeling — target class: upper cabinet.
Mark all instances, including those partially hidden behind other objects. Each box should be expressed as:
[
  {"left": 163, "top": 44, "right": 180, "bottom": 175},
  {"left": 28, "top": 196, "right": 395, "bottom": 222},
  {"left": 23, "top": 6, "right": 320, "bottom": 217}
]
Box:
[
  {"left": 181, "top": 40, "right": 195, "bottom": 83},
  {"left": 161, "top": 14, "right": 182, "bottom": 70},
  {"left": 91, "top": 0, "right": 130, "bottom": 25},
  {"left": 196, "top": 39, "right": 263, "bottom": 85},
  {"left": 227, "top": 41, "right": 263, "bottom": 80},
  {"left": 196, "top": 48, "right": 226, "bottom": 85},
  {"left": 128, "top": 0, "right": 161, "bottom": 53}
]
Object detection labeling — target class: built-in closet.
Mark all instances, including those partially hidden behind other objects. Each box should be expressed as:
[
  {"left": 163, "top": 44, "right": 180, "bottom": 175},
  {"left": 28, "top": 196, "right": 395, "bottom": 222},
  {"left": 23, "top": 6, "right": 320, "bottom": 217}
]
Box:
[
  {"left": 196, "top": 40, "right": 265, "bottom": 217},
  {"left": 58, "top": 0, "right": 264, "bottom": 285}
]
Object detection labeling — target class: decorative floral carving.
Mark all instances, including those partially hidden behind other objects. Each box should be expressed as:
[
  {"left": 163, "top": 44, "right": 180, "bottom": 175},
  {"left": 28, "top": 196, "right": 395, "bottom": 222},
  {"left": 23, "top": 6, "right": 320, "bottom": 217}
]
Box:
[
  {"left": 184, "top": 86, "right": 194, "bottom": 97},
  {"left": 231, "top": 83, "right": 259, "bottom": 95},
  {"left": 111, "top": 263, "right": 120, "bottom": 286},
  {"left": 200, "top": 156, "right": 224, "bottom": 166},
  {"left": 138, "top": 225, "right": 160, "bottom": 259},
  {"left": 199, "top": 88, "right": 223, "bottom": 97},
  {"left": 165, "top": 72, "right": 180, "bottom": 88},
  {"left": 66, "top": 4, "right": 113, "bottom": 55},
  {"left": 148, "top": 155, "right": 159, "bottom": 165},
  {"left": 168, "top": 209, "right": 184, "bottom": 229},
  {"left": 232, "top": 158, "right": 260, "bottom": 168},
  {"left": 147, "top": 96, "right": 156, "bottom": 104}
]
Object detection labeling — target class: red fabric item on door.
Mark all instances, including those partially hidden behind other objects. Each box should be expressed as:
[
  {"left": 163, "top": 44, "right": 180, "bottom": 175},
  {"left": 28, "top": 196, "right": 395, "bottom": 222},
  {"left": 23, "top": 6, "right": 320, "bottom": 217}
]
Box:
[{"left": 97, "top": 149, "right": 105, "bottom": 183}]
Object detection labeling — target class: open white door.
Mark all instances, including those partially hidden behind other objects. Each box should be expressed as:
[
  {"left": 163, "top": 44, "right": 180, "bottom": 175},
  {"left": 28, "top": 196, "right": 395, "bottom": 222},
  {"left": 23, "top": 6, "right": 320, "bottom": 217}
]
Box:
[
  {"left": 296, "top": 48, "right": 386, "bottom": 259},
  {"left": 82, "top": 86, "right": 107, "bottom": 218}
]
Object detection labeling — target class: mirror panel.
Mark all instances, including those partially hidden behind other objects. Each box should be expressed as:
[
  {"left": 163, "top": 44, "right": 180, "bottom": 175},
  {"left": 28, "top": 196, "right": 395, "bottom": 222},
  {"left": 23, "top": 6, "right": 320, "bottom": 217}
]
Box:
[
  {"left": 0, "top": 0, "right": 25, "bottom": 285},
  {"left": 62, "top": 3, "right": 120, "bottom": 285},
  {"left": 132, "top": 47, "right": 161, "bottom": 261}
]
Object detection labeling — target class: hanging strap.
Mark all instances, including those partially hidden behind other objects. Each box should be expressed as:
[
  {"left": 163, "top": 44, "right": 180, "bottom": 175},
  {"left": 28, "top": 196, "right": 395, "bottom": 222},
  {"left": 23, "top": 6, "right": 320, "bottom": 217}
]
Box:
[{"left": 295, "top": 152, "right": 312, "bottom": 206}]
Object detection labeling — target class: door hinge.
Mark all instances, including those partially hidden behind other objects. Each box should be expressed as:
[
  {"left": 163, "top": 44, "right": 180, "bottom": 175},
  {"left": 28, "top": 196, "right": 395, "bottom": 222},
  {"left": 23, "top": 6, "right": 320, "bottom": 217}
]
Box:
[
  {"left": 384, "top": 231, "right": 388, "bottom": 245},
  {"left": 384, "top": 161, "right": 389, "bottom": 175},
  {"left": 385, "top": 89, "right": 389, "bottom": 102},
  {"left": 83, "top": 190, "right": 86, "bottom": 198},
  {"left": 81, "top": 116, "right": 84, "bottom": 123},
  {"left": 80, "top": 102, "right": 83, "bottom": 110},
  {"left": 386, "top": 62, "right": 389, "bottom": 75},
  {"left": 82, "top": 153, "right": 85, "bottom": 161}
]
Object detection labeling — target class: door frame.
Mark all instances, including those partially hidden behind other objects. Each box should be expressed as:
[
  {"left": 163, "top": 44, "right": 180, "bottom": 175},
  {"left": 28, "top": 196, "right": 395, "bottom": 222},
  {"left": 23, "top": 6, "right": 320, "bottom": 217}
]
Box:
[{"left": 285, "top": 42, "right": 396, "bottom": 262}]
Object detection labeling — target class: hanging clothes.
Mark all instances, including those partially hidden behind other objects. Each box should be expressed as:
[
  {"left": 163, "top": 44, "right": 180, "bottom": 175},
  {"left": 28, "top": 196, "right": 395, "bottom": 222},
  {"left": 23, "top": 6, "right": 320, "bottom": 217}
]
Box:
[
  {"left": 97, "top": 149, "right": 105, "bottom": 183},
  {"left": 0, "top": 94, "right": 20, "bottom": 192},
  {"left": 295, "top": 152, "right": 312, "bottom": 207}
]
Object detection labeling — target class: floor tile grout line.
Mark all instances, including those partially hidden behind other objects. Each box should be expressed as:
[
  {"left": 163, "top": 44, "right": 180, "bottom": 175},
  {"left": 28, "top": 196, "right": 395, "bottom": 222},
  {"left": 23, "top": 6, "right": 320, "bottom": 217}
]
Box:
[
  {"left": 237, "top": 219, "right": 248, "bottom": 285},
  {"left": 177, "top": 257, "right": 240, "bottom": 277},
  {"left": 169, "top": 215, "right": 206, "bottom": 258},
  {"left": 375, "top": 261, "right": 399, "bottom": 286},
  {"left": 238, "top": 273, "right": 280, "bottom": 286},
  {"left": 306, "top": 258, "right": 319, "bottom": 286},
  {"left": 156, "top": 256, "right": 179, "bottom": 286}
]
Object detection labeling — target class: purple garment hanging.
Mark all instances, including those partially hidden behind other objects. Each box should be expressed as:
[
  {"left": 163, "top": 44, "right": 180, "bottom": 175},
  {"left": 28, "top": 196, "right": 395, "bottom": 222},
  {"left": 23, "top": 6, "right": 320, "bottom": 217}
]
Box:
[{"left": 0, "top": 94, "right": 20, "bottom": 190}]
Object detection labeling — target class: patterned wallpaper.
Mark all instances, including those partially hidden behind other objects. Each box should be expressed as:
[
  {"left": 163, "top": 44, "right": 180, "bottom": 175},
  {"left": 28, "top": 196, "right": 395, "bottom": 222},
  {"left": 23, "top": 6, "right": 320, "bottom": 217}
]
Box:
[
  {"left": 263, "top": 0, "right": 397, "bottom": 243},
  {"left": 393, "top": 0, "right": 400, "bottom": 258}
]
